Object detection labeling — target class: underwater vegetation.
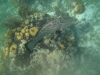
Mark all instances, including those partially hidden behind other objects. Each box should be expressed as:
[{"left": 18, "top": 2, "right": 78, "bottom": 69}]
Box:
[
  {"left": 12, "top": 0, "right": 32, "bottom": 5},
  {"left": 18, "top": 3, "right": 33, "bottom": 18},
  {"left": 3, "top": 16, "right": 22, "bottom": 29}
]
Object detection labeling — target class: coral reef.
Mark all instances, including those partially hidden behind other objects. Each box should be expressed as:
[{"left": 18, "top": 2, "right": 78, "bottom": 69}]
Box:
[
  {"left": 1, "top": 0, "right": 100, "bottom": 75},
  {"left": 0, "top": 12, "right": 49, "bottom": 66},
  {"left": 0, "top": 11, "right": 78, "bottom": 75}
]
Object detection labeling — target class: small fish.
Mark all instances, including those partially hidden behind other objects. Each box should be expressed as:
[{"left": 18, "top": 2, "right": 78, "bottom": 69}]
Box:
[{"left": 25, "top": 16, "right": 77, "bottom": 53}]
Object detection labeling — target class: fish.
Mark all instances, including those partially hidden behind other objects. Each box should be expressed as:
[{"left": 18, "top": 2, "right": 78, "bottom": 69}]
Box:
[{"left": 25, "top": 16, "right": 77, "bottom": 53}]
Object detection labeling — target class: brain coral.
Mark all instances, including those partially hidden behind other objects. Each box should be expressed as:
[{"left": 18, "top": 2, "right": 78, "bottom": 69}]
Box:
[
  {"left": 29, "top": 27, "right": 38, "bottom": 37},
  {"left": 70, "top": 0, "right": 85, "bottom": 16}
]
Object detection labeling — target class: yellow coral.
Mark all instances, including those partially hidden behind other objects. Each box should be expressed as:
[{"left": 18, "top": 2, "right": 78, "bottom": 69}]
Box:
[
  {"left": 29, "top": 27, "right": 38, "bottom": 37},
  {"left": 25, "top": 20, "right": 30, "bottom": 25},
  {"left": 16, "top": 35, "right": 23, "bottom": 40},
  {"left": 25, "top": 29, "right": 29, "bottom": 32},
  {"left": 9, "top": 44, "right": 17, "bottom": 56},
  {"left": 17, "top": 27, "right": 22, "bottom": 31},
  {"left": 74, "top": 3, "right": 84, "bottom": 14},
  {"left": 21, "top": 28, "right": 25, "bottom": 34},
  {"left": 24, "top": 26, "right": 28, "bottom": 29},
  {"left": 33, "top": 13, "right": 39, "bottom": 20},
  {"left": 57, "top": 41, "right": 65, "bottom": 49},
  {"left": 25, "top": 32, "right": 30, "bottom": 39},
  {"left": 15, "top": 32, "right": 23, "bottom": 40},
  {"left": 15, "top": 32, "right": 20, "bottom": 36},
  {"left": 4, "top": 47, "right": 9, "bottom": 57}
]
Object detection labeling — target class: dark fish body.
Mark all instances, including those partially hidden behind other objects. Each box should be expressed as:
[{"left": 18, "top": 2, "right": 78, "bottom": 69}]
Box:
[{"left": 25, "top": 17, "right": 77, "bottom": 52}]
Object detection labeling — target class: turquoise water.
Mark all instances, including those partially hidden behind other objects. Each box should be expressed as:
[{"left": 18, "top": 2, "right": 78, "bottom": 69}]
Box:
[{"left": 0, "top": 0, "right": 100, "bottom": 75}]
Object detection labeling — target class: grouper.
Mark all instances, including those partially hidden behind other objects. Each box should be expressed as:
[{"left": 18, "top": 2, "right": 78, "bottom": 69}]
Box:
[{"left": 25, "top": 16, "right": 77, "bottom": 53}]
